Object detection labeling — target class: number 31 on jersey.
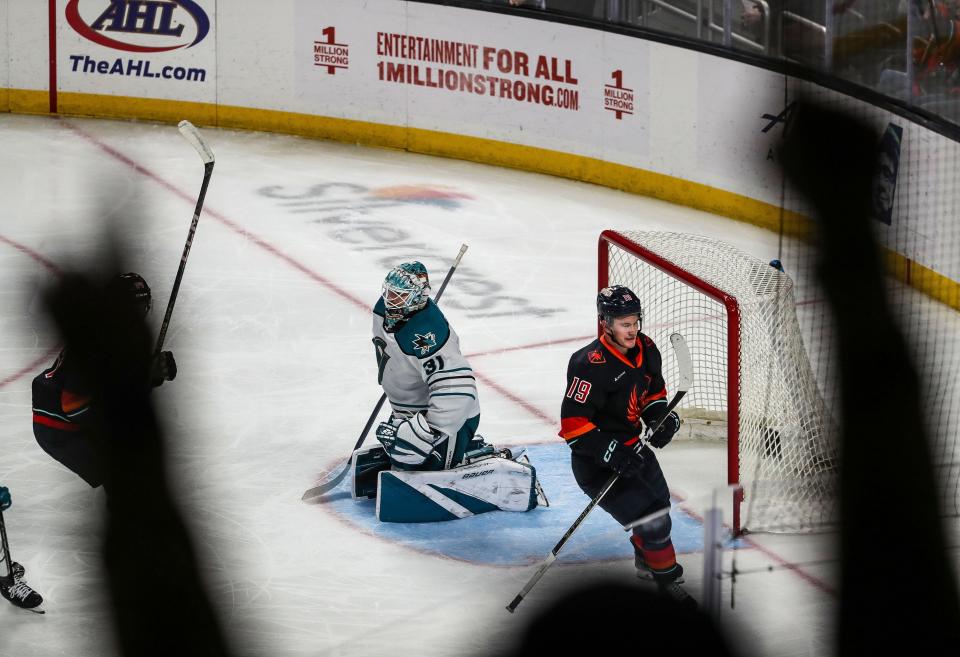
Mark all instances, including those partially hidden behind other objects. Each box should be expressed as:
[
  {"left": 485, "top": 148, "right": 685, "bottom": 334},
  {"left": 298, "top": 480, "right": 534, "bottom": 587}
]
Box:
[{"left": 565, "top": 376, "right": 592, "bottom": 403}]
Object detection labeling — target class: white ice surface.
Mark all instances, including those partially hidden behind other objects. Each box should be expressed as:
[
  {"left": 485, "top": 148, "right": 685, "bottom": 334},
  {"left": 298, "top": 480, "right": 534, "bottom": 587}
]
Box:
[{"left": 0, "top": 113, "right": 946, "bottom": 657}]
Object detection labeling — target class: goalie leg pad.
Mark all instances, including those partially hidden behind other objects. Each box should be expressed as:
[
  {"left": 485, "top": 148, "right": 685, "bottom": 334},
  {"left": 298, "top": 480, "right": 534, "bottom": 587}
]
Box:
[
  {"left": 351, "top": 445, "right": 392, "bottom": 500},
  {"left": 375, "top": 456, "right": 540, "bottom": 523}
]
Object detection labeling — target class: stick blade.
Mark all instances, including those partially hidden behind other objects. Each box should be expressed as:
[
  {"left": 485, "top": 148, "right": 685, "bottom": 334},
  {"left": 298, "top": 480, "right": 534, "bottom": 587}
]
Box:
[
  {"left": 669, "top": 333, "right": 693, "bottom": 392},
  {"left": 178, "top": 120, "right": 215, "bottom": 164},
  {"left": 301, "top": 463, "right": 350, "bottom": 501}
]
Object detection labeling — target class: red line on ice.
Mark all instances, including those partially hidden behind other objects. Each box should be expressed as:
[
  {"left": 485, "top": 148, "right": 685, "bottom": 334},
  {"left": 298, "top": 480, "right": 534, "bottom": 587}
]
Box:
[{"left": 0, "top": 234, "right": 63, "bottom": 389}]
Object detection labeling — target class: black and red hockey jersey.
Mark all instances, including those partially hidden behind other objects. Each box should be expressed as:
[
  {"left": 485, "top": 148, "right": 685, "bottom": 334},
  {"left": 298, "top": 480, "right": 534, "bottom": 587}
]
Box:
[
  {"left": 559, "top": 333, "right": 670, "bottom": 449},
  {"left": 32, "top": 350, "right": 93, "bottom": 434}
]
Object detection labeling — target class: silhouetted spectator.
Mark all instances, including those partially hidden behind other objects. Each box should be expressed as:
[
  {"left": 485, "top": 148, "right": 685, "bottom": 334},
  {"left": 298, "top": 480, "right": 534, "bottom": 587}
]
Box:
[
  {"left": 44, "top": 266, "right": 231, "bottom": 657},
  {"left": 780, "top": 101, "right": 960, "bottom": 656},
  {"left": 498, "top": 580, "right": 736, "bottom": 657}
]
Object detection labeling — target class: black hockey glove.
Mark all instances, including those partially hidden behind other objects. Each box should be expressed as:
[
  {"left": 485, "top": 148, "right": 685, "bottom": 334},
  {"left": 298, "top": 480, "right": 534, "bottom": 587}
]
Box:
[
  {"left": 577, "top": 434, "right": 646, "bottom": 478},
  {"left": 648, "top": 411, "right": 681, "bottom": 448},
  {"left": 150, "top": 351, "right": 177, "bottom": 388}
]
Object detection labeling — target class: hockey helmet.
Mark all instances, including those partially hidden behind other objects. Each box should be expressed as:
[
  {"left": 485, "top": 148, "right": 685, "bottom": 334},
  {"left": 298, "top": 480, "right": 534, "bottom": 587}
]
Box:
[
  {"left": 597, "top": 285, "right": 643, "bottom": 326},
  {"left": 108, "top": 272, "right": 152, "bottom": 316},
  {"left": 382, "top": 262, "right": 431, "bottom": 331}
]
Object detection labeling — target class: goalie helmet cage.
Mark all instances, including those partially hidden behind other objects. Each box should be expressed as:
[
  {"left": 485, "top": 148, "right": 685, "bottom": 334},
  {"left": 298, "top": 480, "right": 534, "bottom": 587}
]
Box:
[{"left": 599, "top": 230, "right": 839, "bottom": 533}]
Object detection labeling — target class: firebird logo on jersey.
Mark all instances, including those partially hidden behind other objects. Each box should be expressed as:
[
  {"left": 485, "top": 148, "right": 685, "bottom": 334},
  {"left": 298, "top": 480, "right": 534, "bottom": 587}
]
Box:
[
  {"left": 627, "top": 385, "right": 641, "bottom": 428},
  {"left": 412, "top": 332, "right": 437, "bottom": 355},
  {"left": 588, "top": 349, "right": 605, "bottom": 364},
  {"left": 639, "top": 375, "right": 654, "bottom": 407}
]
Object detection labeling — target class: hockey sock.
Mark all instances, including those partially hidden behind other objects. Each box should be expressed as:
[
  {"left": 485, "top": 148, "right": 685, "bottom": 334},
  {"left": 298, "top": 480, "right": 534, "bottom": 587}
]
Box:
[{"left": 633, "top": 523, "right": 680, "bottom": 581}]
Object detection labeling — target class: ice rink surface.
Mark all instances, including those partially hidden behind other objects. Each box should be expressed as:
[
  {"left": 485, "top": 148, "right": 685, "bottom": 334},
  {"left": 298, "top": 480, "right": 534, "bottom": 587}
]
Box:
[{"left": 0, "top": 113, "right": 926, "bottom": 656}]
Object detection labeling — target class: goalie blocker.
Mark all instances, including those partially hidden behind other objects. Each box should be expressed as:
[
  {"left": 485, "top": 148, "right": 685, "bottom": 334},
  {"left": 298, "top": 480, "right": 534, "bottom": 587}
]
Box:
[{"left": 351, "top": 445, "right": 544, "bottom": 523}]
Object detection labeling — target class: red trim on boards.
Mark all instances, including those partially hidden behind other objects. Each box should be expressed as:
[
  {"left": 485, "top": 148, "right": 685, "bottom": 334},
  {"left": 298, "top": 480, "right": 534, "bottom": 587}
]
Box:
[{"left": 49, "top": 0, "right": 58, "bottom": 113}]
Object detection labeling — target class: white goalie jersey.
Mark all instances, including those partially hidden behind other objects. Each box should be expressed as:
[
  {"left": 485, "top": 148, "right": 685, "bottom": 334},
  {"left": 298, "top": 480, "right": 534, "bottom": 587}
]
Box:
[{"left": 372, "top": 298, "right": 480, "bottom": 468}]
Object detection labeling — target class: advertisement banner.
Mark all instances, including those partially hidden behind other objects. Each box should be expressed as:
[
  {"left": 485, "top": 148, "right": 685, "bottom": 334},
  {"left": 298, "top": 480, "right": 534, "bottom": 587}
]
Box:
[
  {"left": 56, "top": 0, "right": 217, "bottom": 103},
  {"left": 294, "top": 1, "right": 407, "bottom": 127},
  {"left": 294, "top": 0, "right": 613, "bottom": 161}
]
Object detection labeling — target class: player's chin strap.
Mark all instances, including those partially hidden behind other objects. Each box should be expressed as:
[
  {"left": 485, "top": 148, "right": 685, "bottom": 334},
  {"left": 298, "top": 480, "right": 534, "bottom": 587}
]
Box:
[
  {"left": 301, "top": 244, "right": 469, "bottom": 502},
  {"left": 505, "top": 333, "right": 692, "bottom": 614}
]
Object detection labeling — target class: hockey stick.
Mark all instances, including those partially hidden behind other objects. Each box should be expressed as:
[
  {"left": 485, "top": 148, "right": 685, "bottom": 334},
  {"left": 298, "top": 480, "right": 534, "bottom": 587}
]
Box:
[
  {"left": 0, "top": 509, "right": 45, "bottom": 614},
  {"left": 506, "top": 332, "right": 692, "bottom": 613},
  {"left": 301, "top": 244, "right": 469, "bottom": 501},
  {"left": 153, "top": 120, "right": 216, "bottom": 356},
  {"left": 0, "top": 510, "right": 13, "bottom": 587}
]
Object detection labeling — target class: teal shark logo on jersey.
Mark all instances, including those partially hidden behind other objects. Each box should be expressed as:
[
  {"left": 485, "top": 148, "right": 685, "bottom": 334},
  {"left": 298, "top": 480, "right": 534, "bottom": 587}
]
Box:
[{"left": 412, "top": 332, "right": 437, "bottom": 355}]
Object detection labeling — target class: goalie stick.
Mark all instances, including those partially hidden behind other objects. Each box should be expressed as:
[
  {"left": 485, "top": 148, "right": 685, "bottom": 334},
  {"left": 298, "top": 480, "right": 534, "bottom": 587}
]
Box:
[
  {"left": 505, "top": 332, "right": 692, "bottom": 613},
  {"left": 301, "top": 244, "right": 469, "bottom": 502},
  {"left": 153, "top": 120, "right": 215, "bottom": 356},
  {"left": 0, "top": 510, "right": 44, "bottom": 614}
]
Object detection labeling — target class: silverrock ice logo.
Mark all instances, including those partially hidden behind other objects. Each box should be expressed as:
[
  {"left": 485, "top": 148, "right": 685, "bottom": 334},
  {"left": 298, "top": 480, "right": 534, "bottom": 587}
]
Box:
[{"left": 66, "top": 0, "right": 210, "bottom": 53}]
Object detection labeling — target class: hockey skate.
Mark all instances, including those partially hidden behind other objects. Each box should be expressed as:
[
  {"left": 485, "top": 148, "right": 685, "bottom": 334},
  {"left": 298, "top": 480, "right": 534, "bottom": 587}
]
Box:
[
  {"left": 634, "top": 550, "right": 654, "bottom": 581},
  {"left": 648, "top": 564, "right": 695, "bottom": 609},
  {"left": 656, "top": 578, "right": 697, "bottom": 610},
  {"left": 1, "top": 561, "right": 44, "bottom": 613}
]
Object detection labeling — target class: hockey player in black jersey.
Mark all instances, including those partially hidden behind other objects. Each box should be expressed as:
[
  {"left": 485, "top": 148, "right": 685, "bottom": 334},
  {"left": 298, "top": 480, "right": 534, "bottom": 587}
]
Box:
[
  {"left": 32, "top": 273, "right": 177, "bottom": 492},
  {"left": 559, "top": 285, "right": 694, "bottom": 607}
]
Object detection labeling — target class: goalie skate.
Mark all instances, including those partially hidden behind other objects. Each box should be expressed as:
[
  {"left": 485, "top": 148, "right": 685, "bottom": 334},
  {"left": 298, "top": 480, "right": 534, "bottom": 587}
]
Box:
[{"left": 1, "top": 562, "right": 44, "bottom": 613}]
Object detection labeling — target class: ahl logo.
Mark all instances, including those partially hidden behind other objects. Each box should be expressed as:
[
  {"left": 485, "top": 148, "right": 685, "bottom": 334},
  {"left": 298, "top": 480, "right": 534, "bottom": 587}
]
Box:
[
  {"left": 66, "top": 0, "right": 210, "bottom": 53},
  {"left": 588, "top": 349, "right": 606, "bottom": 364}
]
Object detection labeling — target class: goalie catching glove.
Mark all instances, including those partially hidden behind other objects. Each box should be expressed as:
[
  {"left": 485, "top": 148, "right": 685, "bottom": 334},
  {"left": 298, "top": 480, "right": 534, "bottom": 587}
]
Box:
[{"left": 375, "top": 413, "right": 449, "bottom": 468}]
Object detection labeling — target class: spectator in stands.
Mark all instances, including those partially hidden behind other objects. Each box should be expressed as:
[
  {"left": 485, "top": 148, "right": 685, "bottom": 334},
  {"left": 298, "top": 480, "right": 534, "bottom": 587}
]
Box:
[
  {"left": 836, "top": 0, "right": 960, "bottom": 112},
  {"left": 913, "top": 1, "right": 960, "bottom": 105},
  {"left": 741, "top": 1, "right": 767, "bottom": 43},
  {"left": 742, "top": 1, "right": 828, "bottom": 61},
  {"left": 498, "top": 580, "right": 737, "bottom": 657}
]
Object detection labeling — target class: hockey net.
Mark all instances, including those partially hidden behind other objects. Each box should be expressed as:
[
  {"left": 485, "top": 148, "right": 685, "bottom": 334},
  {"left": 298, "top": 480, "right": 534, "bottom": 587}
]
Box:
[{"left": 600, "top": 230, "right": 839, "bottom": 533}]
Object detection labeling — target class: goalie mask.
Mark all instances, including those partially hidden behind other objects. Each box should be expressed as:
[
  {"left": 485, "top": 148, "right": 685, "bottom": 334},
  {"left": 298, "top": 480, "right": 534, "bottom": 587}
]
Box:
[
  {"left": 382, "top": 262, "right": 431, "bottom": 332},
  {"left": 597, "top": 285, "right": 643, "bottom": 329}
]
